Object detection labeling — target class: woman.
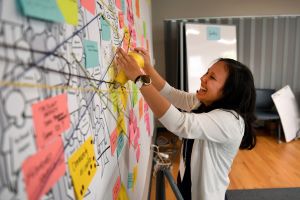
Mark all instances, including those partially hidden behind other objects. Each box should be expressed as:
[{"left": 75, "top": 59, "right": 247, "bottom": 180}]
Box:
[{"left": 116, "top": 47, "right": 256, "bottom": 200}]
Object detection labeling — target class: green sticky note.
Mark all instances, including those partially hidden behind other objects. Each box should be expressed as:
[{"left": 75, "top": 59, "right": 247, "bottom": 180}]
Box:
[
  {"left": 83, "top": 40, "right": 100, "bottom": 68},
  {"left": 17, "top": 0, "right": 64, "bottom": 23},
  {"left": 132, "top": 84, "right": 138, "bottom": 106},
  {"left": 101, "top": 18, "right": 111, "bottom": 41},
  {"left": 207, "top": 26, "right": 221, "bottom": 40},
  {"left": 57, "top": 0, "right": 78, "bottom": 25}
]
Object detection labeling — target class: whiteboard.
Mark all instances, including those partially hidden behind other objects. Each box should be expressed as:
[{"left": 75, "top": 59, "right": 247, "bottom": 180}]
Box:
[
  {"left": 185, "top": 23, "right": 237, "bottom": 93},
  {"left": 0, "top": 0, "right": 154, "bottom": 200},
  {"left": 271, "top": 85, "right": 300, "bottom": 142}
]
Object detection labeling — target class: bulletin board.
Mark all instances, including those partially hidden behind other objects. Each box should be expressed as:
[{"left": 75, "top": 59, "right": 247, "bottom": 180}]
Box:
[{"left": 0, "top": 0, "right": 154, "bottom": 200}]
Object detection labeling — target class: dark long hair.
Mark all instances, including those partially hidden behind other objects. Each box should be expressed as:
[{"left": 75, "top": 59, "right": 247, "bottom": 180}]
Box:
[{"left": 193, "top": 58, "right": 256, "bottom": 150}]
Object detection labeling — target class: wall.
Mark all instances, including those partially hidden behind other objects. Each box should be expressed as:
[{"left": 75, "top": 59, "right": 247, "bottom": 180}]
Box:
[{"left": 151, "top": 0, "right": 300, "bottom": 78}]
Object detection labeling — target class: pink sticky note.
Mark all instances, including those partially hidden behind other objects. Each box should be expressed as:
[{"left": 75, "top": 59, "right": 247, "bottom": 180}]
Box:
[
  {"left": 129, "top": 123, "right": 135, "bottom": 147},
  {"left": 133, "top": 116, "right": 137, "bottom": 133},
  {"left": 126, "top": 0, "right": 132, "bottom": 8},
  {"left": 110, "top": 128, "right": 118, "bottom": 156},
  {"left": 81, "top": 0, "right": 96, "bottom": 15},
  {"left": 134, "top": 127, "right": 140, "bottom": 149},
  {"left": 116, "top": 0, "right": 122, "bottom": 9},
  {"left": 129, "top": 109, "right": 134, "bottom": 123},
  {"left": 139, "top": 98, "right": 144, "bottom": 120},
  {"left": 22, "top": 137, "right": 66, "bottom": 200},
  {"left": 32, "top": 93, "right": 70, "bottom": 149},
  {"left": 118, "top": 12, "right": 124, "bottom": 29},
  {"left": 127, "top": 7, "right": 134, "bottom": 26},
  {"left": 136, "top": 145, "right": 140, "bottom": 162},
  {"left": 144, "top": 102, "right": 149, "bottom": 112},
  {"left": 113, "top": 176, "right": 121, "bottom": 200},
  {"left": 144, "top": 112, "right": 151, "bottom": 136}
]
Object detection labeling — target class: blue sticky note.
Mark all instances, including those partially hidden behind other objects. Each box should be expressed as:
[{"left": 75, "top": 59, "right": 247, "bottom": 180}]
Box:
[
  {"left": 127, "top": 173, "right": 133, "bottom": 189},
  {"left": 101, "top": 18, "right": 111, "bottom": 41},
  {"left": 117, "top": 134, "right": 124, "bottom": 158},
  {"left": 207, "top": 26, "right": 221, "bottom": 40},
  {"left": 83, "top": 40, "right": 100, "bottom": 68},
  {"left": 17, "top": 0, "right": 64, "bottom": 23},
  {"left": 121, "top": 0, "right": 126, "bottom": 14}
]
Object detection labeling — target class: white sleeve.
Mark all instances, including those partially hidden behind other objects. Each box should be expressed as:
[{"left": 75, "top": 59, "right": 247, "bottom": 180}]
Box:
[
  {"left": 159, "top": 82, "right": 200, "bottom": 112},
  {"left": 158, "top": 105, "right": 244, "bottom": 143}
]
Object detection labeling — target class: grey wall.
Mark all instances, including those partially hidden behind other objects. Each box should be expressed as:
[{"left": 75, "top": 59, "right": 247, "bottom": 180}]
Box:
[
  {"left": 151, "top": 0, "right": 300, "bottom": 104},
  {"left": 152, "top": 0, "right": 300, "bottom": 77}
]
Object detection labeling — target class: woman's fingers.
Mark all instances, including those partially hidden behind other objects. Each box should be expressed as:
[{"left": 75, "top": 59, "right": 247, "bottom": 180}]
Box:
[{"left": 134, "top": 47, "right": 148, "bottom": 55}]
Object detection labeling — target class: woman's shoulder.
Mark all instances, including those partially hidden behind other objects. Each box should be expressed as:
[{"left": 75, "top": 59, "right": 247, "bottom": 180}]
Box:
[{"left": 208, "top": 109, "right": 244, "bottom": 127}]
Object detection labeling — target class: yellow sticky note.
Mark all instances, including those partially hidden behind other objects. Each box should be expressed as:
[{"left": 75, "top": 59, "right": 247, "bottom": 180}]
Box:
[
  {"left": 68, "top": 137, "right": 97, "bottom": 200},
  {"left": 133, "top": 165, "right": 138, "bottom": 191},
  {"left": 117, "top": 113, "right": 126, "bottom": 135},
  {"left": 57, "top": 0, "right": 78, "bottom": 25},
  {"left": 119, "top": 87, "right": 128, "bottom": 110},
  {"left": 118, "top": 183, "right": 129, "bottom": 200}
]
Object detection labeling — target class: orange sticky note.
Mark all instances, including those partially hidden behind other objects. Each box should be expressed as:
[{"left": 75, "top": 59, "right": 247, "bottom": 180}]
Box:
[
  {"left": 68, "top": 137, "right": 97, "bottom": 200},
  {"left": 133, "top": 127, "right": 140, "bottom": 149},
  {"left": 146, "top": 39, "right": 149, "bottom": 51},
  {"left": 110, "top": 128, "right": 118, "bottom": 156},
  {"left": 113, "top": 176, "right": 121, "bottom": 200},
  {"left": 139, "top": 97, "right": 144, "bottom": 119},
  {"left": 22, "top": 137, "right": 66, "bottom": 200},
  {"left": 136, "top": 145, "right": 140, "bottom": 162},
  {"left": 32, "top": 93, "right": 70, "bottom": 149},
  {"left": 118, "top": 12, "right": 124, "bottom": 29},
  {"left": 81, "top": 0, "right": 96, "bottom": 15},
  {"left": 135, "top": 0, "right": 140, "bottom": 18}
]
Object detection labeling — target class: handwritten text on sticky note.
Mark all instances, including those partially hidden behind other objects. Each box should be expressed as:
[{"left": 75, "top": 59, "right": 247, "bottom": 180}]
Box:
[
  {"left": 32, "top": 93, "right": 70, "bottom": 149},
  {"left": 68, "top": 137, "right": 97, "bottom": 200},
  {"left": 83, "top": 40, "right": 100, "bottom": 68},
  {"left": 22, "top": 137, "right": 66, "bottom": 200}
]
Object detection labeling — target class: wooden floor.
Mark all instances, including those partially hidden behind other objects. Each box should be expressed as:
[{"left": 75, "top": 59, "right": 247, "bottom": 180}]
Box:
[{"left": 149, "top": 128, "right": 300, "bottom": 199}]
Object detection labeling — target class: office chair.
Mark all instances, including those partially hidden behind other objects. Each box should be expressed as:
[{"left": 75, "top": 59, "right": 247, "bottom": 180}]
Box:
[{"left": 255, "top": 88, "right": 282, "bottom": 143}]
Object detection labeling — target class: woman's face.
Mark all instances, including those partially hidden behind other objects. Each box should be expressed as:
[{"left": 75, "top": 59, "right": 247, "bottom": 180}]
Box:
[{"left": 196, "top": 61, "right": 229, "bottom": 106}]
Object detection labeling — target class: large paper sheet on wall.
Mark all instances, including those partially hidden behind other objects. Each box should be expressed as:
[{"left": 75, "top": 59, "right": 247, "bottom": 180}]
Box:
[{"left": 0, "top": 0, "right": 154, "bottom": 199}]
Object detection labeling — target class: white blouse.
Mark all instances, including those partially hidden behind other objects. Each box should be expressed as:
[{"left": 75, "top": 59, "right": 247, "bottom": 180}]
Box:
[{"left": 158, "top": 83, "right": 244, "bottom": 200}]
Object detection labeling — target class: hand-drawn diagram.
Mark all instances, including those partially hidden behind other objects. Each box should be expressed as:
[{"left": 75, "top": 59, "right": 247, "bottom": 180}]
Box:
[{"left": 0, "top": 0, "right": 153, "bottom": 199}]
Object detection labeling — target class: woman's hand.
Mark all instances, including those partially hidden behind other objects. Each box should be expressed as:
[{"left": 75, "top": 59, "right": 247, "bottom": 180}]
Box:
[
  {"left": 115, "top": 47, "right": 144, "bottom": 81},
  {"left": 134, "top": 47, "right": 152, "bottom": 72}
]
